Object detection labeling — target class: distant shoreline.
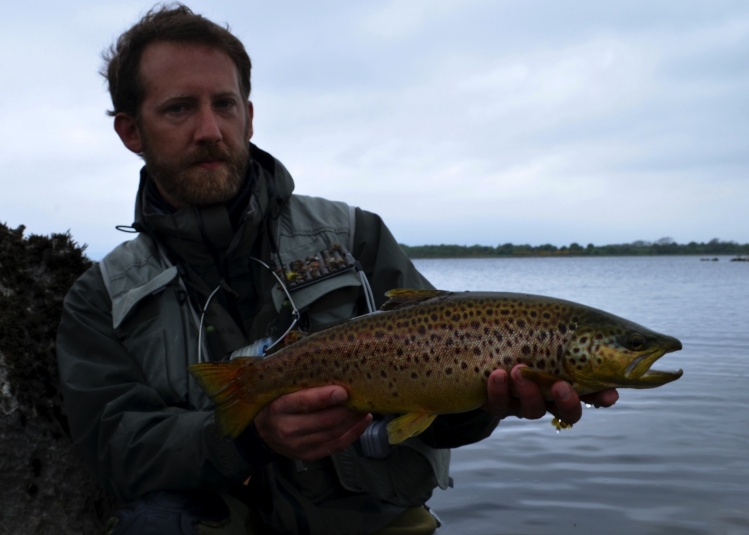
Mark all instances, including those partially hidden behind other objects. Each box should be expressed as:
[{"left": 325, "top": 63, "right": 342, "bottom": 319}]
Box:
[{"left": 401, "top": 239, "right": 749, "bottom": 259}]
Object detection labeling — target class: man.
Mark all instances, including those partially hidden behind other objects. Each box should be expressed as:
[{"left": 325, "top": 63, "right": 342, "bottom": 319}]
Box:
[{"left": 57, "top": 5, "right": 617, "bottom": 534}]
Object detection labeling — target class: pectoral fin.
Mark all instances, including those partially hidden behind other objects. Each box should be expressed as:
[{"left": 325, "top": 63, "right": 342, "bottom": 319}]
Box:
[
  {"left": 518, "top": 367, "right": 566, "bottom": 390},
  {"left": 386, "top": 412, "right": 438, "bottom": 444},
  {"left": 381, "top": 289, "right": 450, "bottom": 311}
]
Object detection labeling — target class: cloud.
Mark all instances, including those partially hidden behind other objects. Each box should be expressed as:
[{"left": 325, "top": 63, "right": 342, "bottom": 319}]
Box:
[{"left": 1, "top": 1, "right": 747, "bottom": 258}]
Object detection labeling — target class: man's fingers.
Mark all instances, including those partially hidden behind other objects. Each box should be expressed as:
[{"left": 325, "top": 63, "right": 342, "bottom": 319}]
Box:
[
  {"left": 485, "top": 369, "right": 518, "bottom": 418},
  {"left": 581, "top": 389, "right": 619, "bottom": 408},
  {"left": 549, "top": 381, "right": 582, "bottom": 425},
  {"left": 317, "top": 412, "right": 373, "bottom": 457},
  {"left": 254, "top": 386, "right": 371, "bottom": 461},
  {"left": 485, "top": 365, "right": 547, "bottom": 420},
  {"left": 275, "top": 410, "right": 372, "bottom": 461},
  {"left": 510, "top": 365, "right": 547, "bottom": 420}
]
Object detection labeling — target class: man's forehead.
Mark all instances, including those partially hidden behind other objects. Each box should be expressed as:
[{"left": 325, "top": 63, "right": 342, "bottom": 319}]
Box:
[
  {"left": 138, "top": 41, "right": 242, "bottom": 97},
  {"left": 140, "top": 40, "right": 234, "bottom": 69}
]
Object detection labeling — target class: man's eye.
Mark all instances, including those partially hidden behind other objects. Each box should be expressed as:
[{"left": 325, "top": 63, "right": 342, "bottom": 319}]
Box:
[{"left": 215, "top": 99, "right": 236, "bottom": 110}]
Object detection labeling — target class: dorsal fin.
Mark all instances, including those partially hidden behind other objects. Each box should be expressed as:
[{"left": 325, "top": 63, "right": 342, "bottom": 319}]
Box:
[
  {"left": 381, "top": 289, "right": 450, "bottom": 311},
  {"left": 261, "top": 330, "right": 310, "bottom": 356}
]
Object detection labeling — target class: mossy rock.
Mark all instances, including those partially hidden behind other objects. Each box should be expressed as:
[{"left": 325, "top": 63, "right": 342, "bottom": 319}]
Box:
[{"left": 0, "top": 223, "right": 116, "bottom": 534}]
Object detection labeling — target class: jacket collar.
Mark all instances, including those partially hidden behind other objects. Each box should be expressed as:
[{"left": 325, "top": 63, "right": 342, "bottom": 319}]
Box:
[{"left": 132, "top": 144, "right": 295, "bottom": 285}]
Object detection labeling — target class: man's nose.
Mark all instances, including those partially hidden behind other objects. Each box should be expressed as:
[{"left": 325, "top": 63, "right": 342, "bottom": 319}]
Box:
[{"left": 195, "top": 108, "right": 222, "bottom": 143}]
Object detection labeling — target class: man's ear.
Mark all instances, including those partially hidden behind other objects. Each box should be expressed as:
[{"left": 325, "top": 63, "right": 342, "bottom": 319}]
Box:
[
  {"left": 114, "top": 113, "right": 144, "bottom": 154},
  {"left": 247, "top": 101, "right": 254, "bottom": 140}
]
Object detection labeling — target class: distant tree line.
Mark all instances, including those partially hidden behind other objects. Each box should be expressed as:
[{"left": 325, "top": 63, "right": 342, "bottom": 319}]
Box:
[{"left": 400, "top": 238, "right": 749, "bottom": 258}]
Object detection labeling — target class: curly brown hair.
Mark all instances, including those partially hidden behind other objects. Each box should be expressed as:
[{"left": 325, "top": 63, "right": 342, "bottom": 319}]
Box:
[{"left": 101, "top": 3, "right": 252, "bottom": 117}]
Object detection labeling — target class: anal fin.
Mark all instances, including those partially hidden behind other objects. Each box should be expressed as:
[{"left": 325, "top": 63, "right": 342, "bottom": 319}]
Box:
[{"left": 386, "top": 412, "right": 438, "bottom": 444}]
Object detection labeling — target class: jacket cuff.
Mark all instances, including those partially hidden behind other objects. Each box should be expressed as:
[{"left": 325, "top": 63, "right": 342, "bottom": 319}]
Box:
[{"left": 233, "top": 423, "right": 276, "bottom": 469}]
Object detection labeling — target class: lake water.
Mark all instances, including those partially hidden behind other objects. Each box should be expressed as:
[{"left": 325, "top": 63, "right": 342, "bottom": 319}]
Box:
[{"left": 413, "top": 256, "right": 749, "bottom": 535}]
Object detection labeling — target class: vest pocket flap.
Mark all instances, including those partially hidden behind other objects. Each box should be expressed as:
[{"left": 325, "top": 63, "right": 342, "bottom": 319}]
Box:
[
  {"left": 331, "top": 440, "right": 451, "bottom": 507},
  {"left": 111, "top": 266, "right": 179, "bottom": 330},
  {"left": 271, "top": 268, "right": 362, "bottom": 313}
]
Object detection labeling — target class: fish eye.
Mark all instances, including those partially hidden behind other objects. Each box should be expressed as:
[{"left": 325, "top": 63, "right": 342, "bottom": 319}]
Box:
[{"left": 626, "top": 333, "right": 646, "bottom": 351}]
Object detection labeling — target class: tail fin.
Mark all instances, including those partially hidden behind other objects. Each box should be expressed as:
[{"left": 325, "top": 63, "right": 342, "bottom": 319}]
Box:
[{"left": 189, "top": 359, "right": 265, "bottom": 438}]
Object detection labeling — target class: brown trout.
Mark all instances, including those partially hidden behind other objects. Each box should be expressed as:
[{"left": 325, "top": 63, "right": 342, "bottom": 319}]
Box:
[{"left": 189, "top": 289, "right": 683, "bottom": 443}]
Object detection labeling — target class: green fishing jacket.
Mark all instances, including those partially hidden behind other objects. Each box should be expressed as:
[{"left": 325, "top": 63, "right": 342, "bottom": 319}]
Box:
[{"left": 56, "top": 145, "right": 499, "bottom": 534}]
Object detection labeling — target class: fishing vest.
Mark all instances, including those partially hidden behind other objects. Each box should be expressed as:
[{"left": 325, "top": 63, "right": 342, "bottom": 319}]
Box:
[{"left": 99, "top": 194, "right": 450, "bottom": 534}]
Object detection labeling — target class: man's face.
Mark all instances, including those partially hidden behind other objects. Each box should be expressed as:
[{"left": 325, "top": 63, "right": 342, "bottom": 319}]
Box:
[{"left": 115, "top": 41, "right": 253, "bottom": 208}]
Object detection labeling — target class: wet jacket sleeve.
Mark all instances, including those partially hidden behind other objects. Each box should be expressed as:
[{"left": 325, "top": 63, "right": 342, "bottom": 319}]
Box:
[
  {"left": 351, "top": 208, "right": 500, "bottom": 448},
  {"left": 56, "top": 264, "right": 259, "bottom": 502}
]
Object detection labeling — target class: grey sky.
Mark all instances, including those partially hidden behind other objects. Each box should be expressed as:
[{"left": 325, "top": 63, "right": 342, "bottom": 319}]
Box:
[{"left": 2, "top": 1, "right": 747, "bottom": 259}]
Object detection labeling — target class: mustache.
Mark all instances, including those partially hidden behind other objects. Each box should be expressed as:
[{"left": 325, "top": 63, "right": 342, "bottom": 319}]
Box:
[{"left": 184, "top": 146, "right": 232, "bottom": 165}]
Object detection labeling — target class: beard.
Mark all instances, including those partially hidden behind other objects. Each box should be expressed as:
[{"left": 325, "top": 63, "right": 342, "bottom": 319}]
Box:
[{"left": 141, "top": 136, "right": 250, "bottom": 208}]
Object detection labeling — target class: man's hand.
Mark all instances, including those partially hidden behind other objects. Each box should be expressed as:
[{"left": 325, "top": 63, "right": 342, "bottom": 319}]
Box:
[
  {"left": 484, "top": 364, "right": 618, "bottom": 425},
  {"left": 254, "top": 385, "right": 372, "bottom": 461}
]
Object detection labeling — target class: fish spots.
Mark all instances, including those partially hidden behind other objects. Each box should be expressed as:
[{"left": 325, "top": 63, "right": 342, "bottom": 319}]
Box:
[{"left": 445, "top": 367, "right": 453, "bottom": 375}]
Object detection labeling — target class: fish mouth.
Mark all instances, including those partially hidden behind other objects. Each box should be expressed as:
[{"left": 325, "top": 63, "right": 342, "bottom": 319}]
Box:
[{"left": 623, "top": 337, "right": 683, "bottom": 387}]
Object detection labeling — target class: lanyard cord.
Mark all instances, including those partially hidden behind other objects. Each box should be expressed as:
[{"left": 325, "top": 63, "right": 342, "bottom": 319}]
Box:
[
  {"left": 248, "top": 256, "right": 301, "bottom": 353},
  {"left": 196, "top": 256, "right": 302, "bottom": 362},
  {"left": 196, "top": 283, "right": 223, "bottom": 363}
]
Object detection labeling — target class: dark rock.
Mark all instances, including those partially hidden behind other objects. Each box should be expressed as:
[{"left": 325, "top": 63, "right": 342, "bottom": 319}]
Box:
[{"left": 0, "top": 223, "right": 117, "bottom": 534}]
